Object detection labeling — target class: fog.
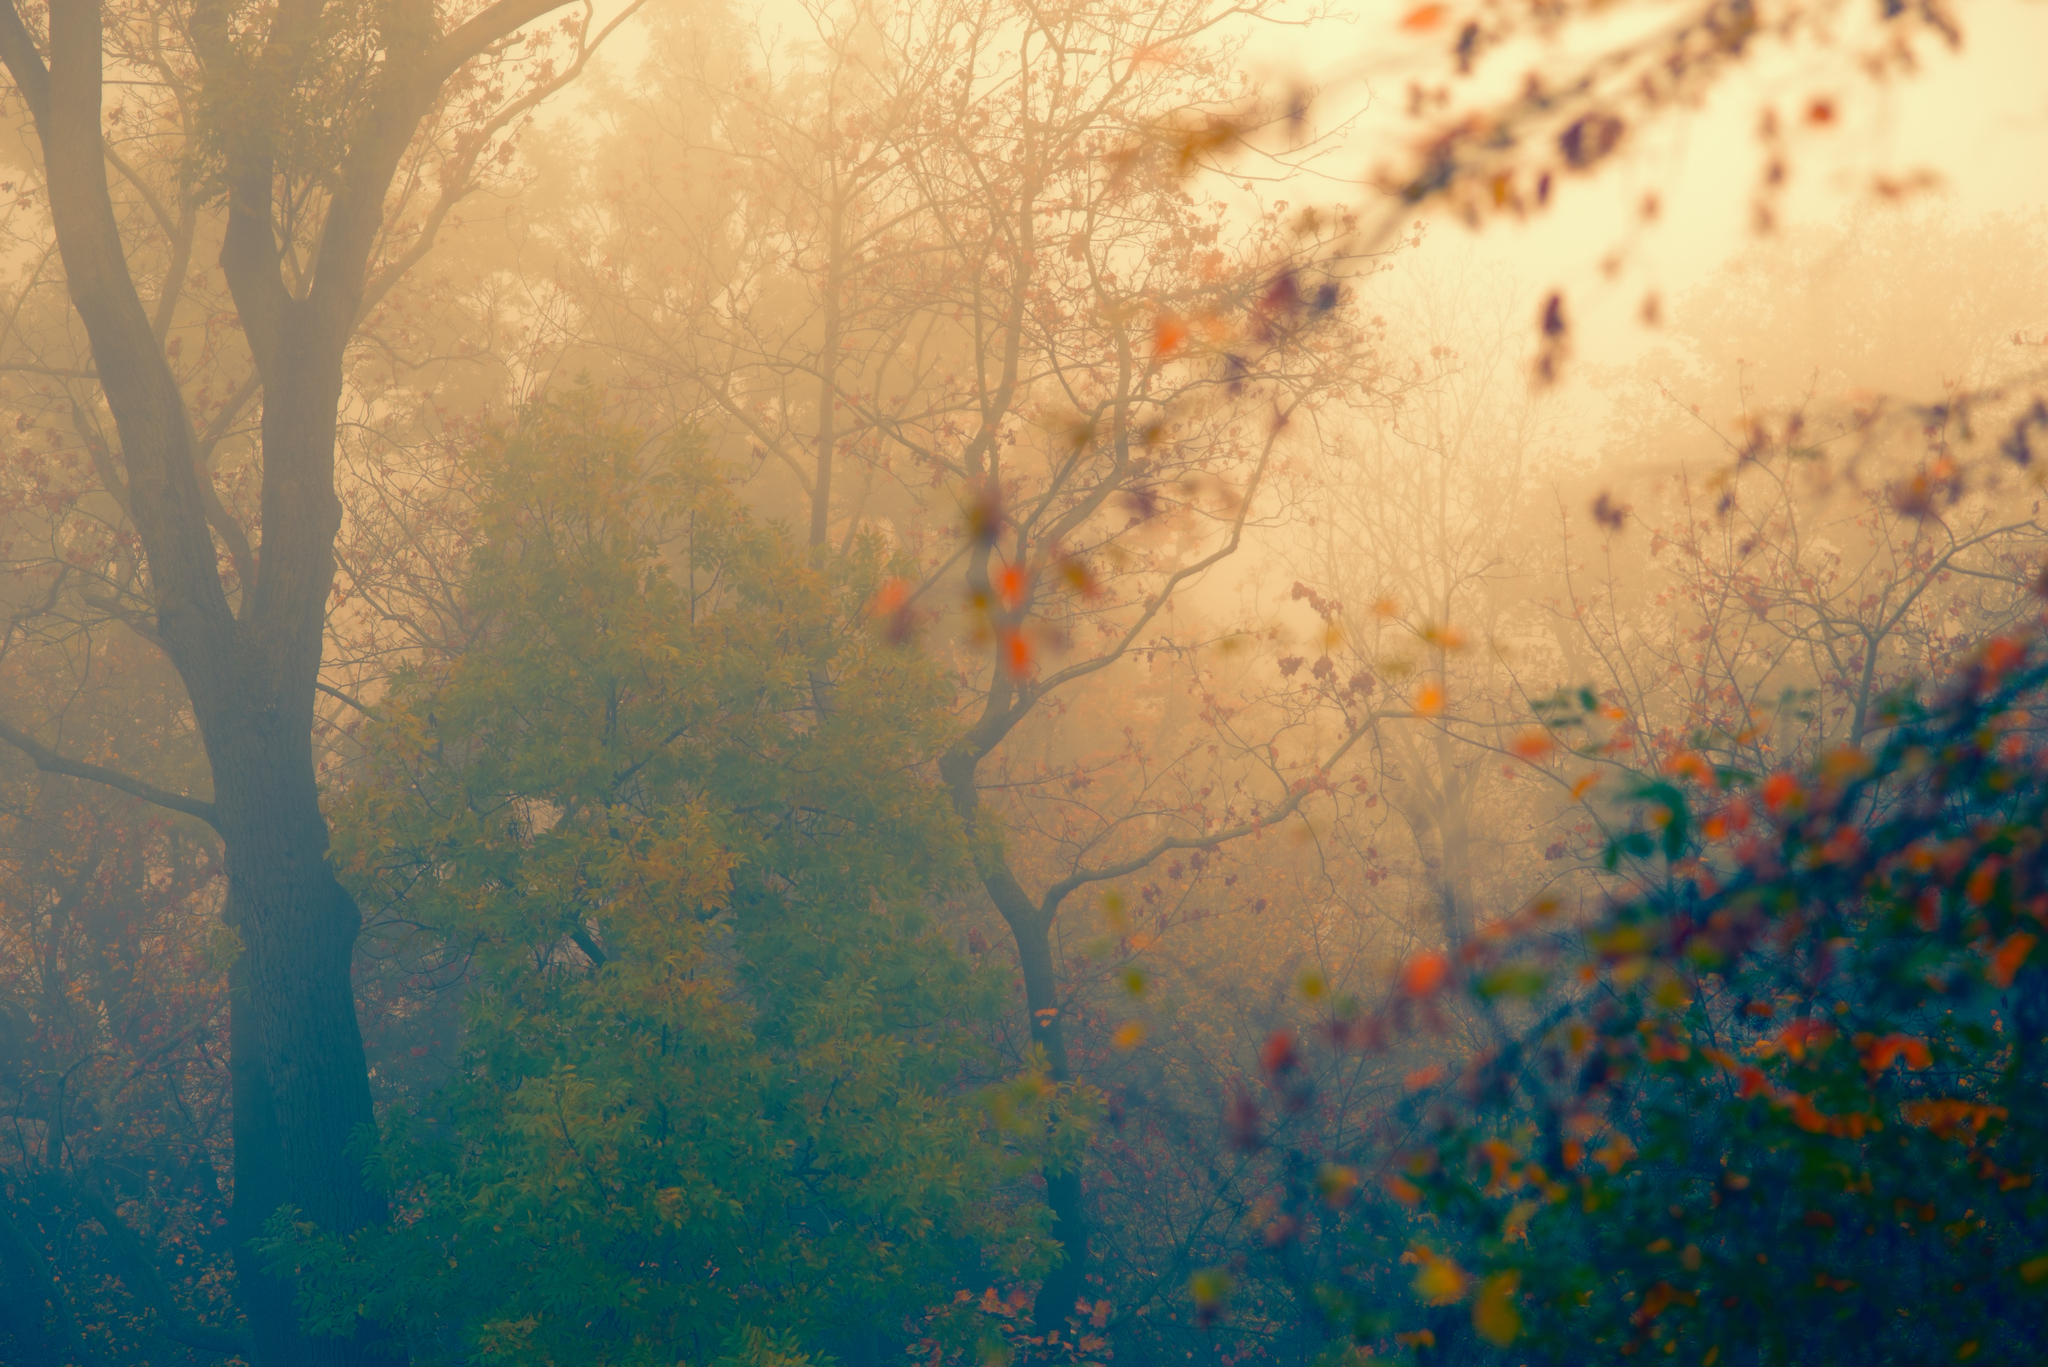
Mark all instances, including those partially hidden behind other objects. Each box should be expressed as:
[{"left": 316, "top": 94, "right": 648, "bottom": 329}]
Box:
[{"left": 2, "top": 1, "right": 2046, "bottom": 1364}]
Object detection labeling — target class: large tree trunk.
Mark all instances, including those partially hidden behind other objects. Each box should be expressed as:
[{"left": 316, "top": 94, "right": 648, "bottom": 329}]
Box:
[{"left": 218, "top": 752, "right": 385, "bottom": 1364}]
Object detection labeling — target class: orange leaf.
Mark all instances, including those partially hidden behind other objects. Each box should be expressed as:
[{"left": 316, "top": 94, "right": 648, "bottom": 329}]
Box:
[
  {"left": 1570, "top": 772, "right": 1598, "bottom": 801},
  {"left": 1111, "top": 1020, "right": 1147, "bottom": 1050},
  {"left": 1385, "top": 1174, "right": 1424, "bottom": 1207},
  {"left": 868, "top": 577, "right": 911, "bottom": 616},
  {"left": 1983, "top": 635, "right": 2026, "bottom": 677},
  {"left": 1415, "top": 682, "right": 1445, "bottom": 717},
  {"left": 1901, "top": 1098, "right": 2007, "bottom": 1139},
  {"left": 1759, "top": 1018, "right": 1834, "bottom": 1062},
  {"left": 1510, "top": 729, "right": 1555, "bottom": 760},
  {"left": 1401, "top": 3, "right": 1447, "bottom": 31},
  {"left": 1407, "top": 1245, "right": 1469, "bottom": 1304},
  {"left": 1404, "top": 1063, "right": 1446, "bottom": 1091},
  {"left": 1400, "top": 951, "right": 1450, "bottom": 997},
  {"left": 1259, "top": 1028, "right": 1299, "bottom": 1074},
  {"left": 1966, "top": 858, "right": 2001, "bottom": 906},
  {"left": 1152, "top": 313, "right": 1189, "bottom": 359},
  {"left": 1420, "top": 623, "right": 1468, "bottom": 652},
  {"left": 1632, "top": 1281, "right": 1696, "bottom": 1327},
  {"left": 1593, "top": 1134, "right": 1637, "bottom": 1172},
  {"left": 1859, "top": 1032, "right": 1932, "bottom": 1075},
  {"left": 1989, "top": 931, "right": 2037, "bottom": 989},
  {"left": 994, "top": 562, "right": 1029, "bottom": 611},
  {"left": 1821, "top": 745, "right": 1872, "bottom": 781},
  {"left": 1664, "top": 750, "right": 1715, "bottom": 785},
  {"left": 999, "top": 629, "right": 1034, "bottom": 678}
]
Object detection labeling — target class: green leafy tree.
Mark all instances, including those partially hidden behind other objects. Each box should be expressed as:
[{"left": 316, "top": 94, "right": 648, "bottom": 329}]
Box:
[{"left": 282, "top": 393, "right": 1065, "bottom": 1363}]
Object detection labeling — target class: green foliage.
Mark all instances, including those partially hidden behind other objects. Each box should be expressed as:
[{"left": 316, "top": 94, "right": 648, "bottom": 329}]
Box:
[{"left": 281, "top": 392, "right": 1062, "bottom": 1362}]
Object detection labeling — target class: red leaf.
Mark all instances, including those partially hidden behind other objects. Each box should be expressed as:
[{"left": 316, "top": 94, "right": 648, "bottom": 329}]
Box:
[{"left": 1761, "top": 772, "right": 1804, "bottom": 816}]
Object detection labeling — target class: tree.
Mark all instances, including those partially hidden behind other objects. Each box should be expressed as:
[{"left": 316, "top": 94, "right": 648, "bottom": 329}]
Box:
[
  {"left": 509, "top": 0, "right": 950, "bottom": 553},
  {"left": 858, "top": 0, "right": 1376, "bottom": 1320},
  {"left": 0, "top": 0, "right": 641, "bottom": 1358},
  {"left": 1341, "top": 0, "right": 1996, "bottom": 367},
  {"left": 287, "top": 394, "right": 1057, "bottom": 1364},
  {"left": 1292, "top": 258, "right": 1562, "bottom": 951},
  {"left": 498, "top": 0, "right": 1389, "bottom": 1322}
]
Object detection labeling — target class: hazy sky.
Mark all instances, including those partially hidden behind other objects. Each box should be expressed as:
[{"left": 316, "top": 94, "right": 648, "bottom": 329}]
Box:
[
  {"left": 582, "top": 0, "right": 2048, "bottom": 388},
  {"left": 1262, "top": 0, "right": 2048, "bottom": 370}
]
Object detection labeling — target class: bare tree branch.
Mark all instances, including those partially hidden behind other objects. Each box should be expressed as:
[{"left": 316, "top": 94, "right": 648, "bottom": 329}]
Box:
[{"left": 0, "top": 714, "right": 219, "bottom": 830}]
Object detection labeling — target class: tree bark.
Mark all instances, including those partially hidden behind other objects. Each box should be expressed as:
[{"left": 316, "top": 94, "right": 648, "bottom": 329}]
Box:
[{"left": 228, "top": 886, "right": 353, "bottom": 1365}]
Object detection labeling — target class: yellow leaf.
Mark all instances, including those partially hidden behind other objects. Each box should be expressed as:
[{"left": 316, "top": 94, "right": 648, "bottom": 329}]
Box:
[
  {"left": 1317, "top": 1164, "right": 1360, "bottom": 1206},
  {"left": 1407, "top": 1245, "right": 1470, "bottom": 1304},
  {"left": 1473, "top": 1271, "right": 1521, "bottom": 1346}
]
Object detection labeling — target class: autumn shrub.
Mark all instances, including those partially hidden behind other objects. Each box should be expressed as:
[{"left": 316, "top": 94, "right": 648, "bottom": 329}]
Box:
[{"left": 1207, "top": 629, "right": 2048, "bottom": 1366}]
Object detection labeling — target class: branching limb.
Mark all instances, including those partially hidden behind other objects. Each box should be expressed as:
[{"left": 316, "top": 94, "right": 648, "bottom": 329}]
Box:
[
  {"left": 316, "top": 679, "right": 379, "bottom": 719},
  {"left": 0, "top": 714, "right": 219, "bottom": 829},
  {"left": 1039, "top": 704, "right": 1404, "bottom": 911}
]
